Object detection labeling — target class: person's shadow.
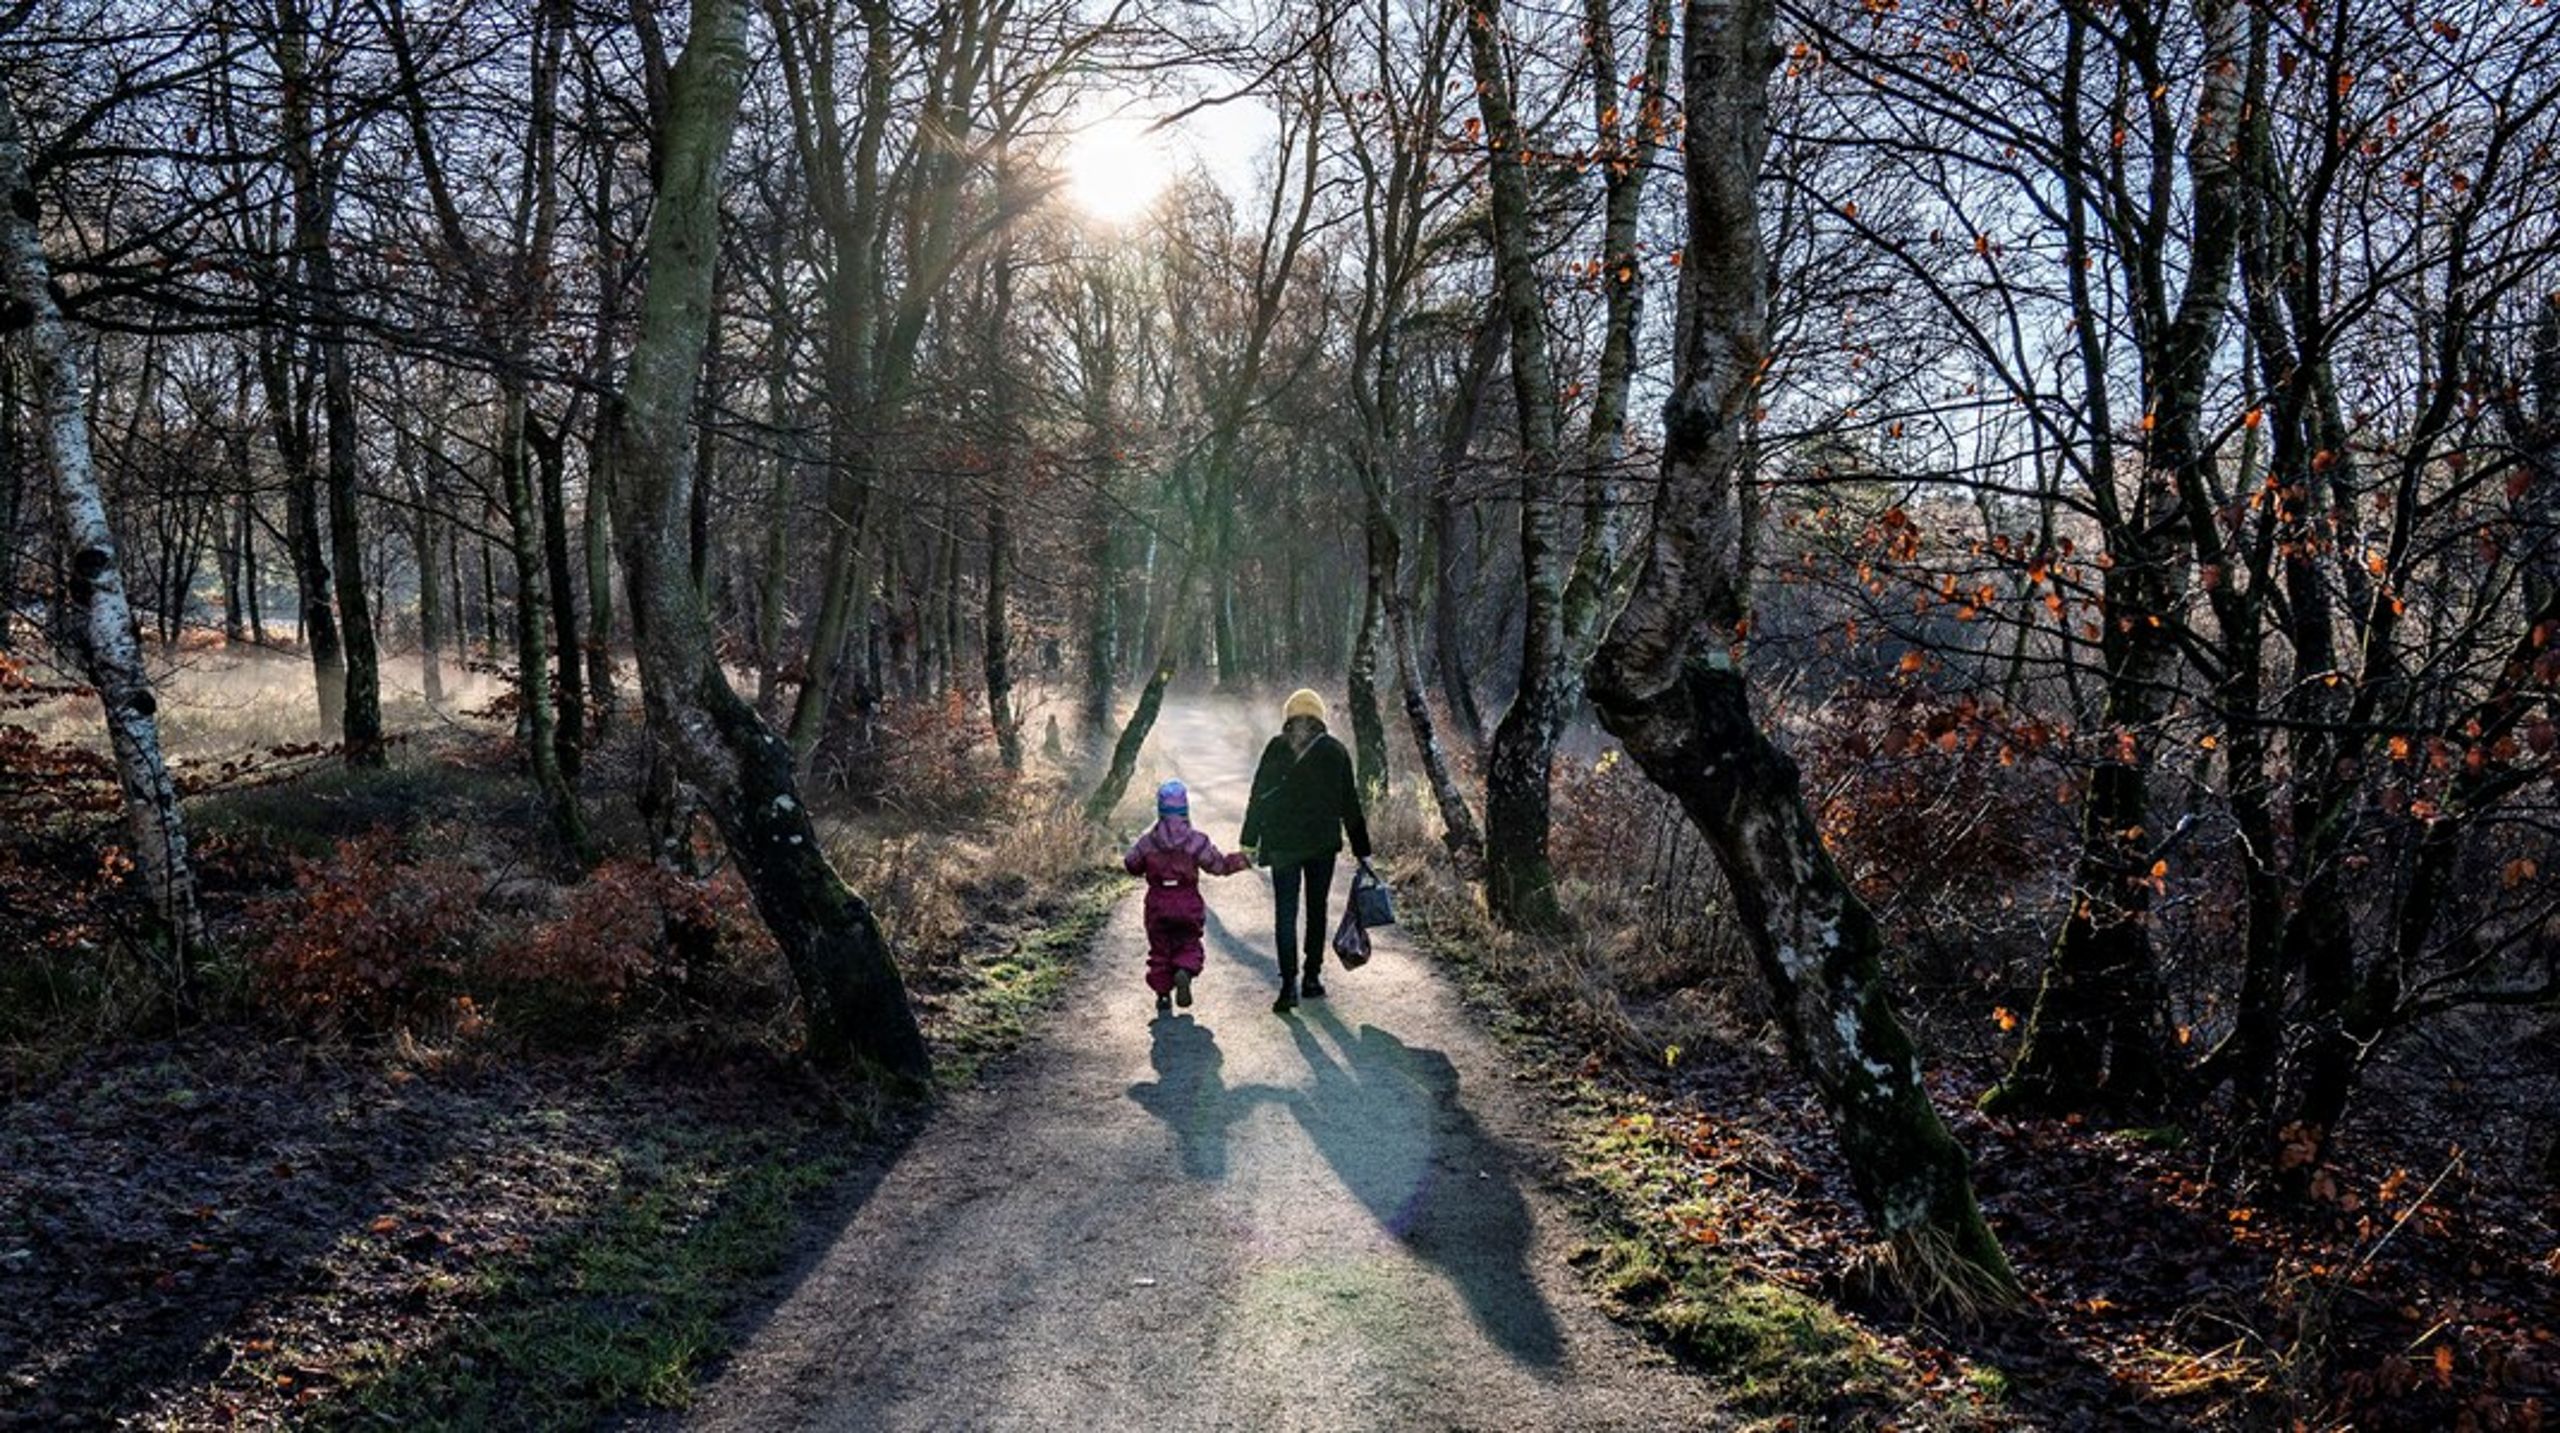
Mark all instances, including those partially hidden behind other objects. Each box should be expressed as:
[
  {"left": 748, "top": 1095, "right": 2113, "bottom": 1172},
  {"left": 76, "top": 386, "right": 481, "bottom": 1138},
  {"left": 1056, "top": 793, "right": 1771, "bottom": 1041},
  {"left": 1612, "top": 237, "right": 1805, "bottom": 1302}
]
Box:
[
  {"left": 1282, "top": 1005, "right": 1566, "bottom": 1372},
  {"left": 1126, "top": 1015, "right": 1281, "bottom": 1181}
]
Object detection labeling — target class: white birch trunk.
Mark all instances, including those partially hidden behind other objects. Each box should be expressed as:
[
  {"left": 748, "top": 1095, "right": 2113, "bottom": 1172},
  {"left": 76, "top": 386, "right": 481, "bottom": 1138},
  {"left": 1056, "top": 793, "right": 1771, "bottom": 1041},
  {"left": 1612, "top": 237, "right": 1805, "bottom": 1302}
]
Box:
[{"left": 0, "top": 87, "right": 203, "bottom": 950}]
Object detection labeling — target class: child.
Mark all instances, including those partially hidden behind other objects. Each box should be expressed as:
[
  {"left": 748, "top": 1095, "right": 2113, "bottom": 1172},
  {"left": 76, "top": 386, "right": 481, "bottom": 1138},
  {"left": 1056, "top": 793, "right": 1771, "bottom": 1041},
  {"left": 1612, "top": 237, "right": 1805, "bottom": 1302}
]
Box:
[{"left": 1124, "top": 779, "right": 1250, "bottom": 1014}]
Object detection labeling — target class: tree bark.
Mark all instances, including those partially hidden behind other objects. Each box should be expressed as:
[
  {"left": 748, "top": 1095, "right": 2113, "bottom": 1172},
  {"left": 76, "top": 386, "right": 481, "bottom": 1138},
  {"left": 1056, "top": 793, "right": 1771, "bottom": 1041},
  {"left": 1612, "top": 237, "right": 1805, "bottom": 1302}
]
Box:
[
  {"left": 0, "top": 85, "right": 205, "bottom": 954},
  {"left": 985, "top": 486, "right": 1021, "bottom": 771},
  {"left": 1468, "top": 0, "right": 1569, "bottom": 931},
  {"left": 530, "top": 414, "right": 586, "bottom": 776},
  {"left": 1585, "top": 0, "right": 2014, "bottom": 1302},
  {"left": 1376, "top": 497, "right": 1483, "bottom": 863},
  {"left": 610, "top": 0, "right": 927, "bottom": 1079},
  {"left": 266, "top": 337, "right": 342, "bottom": 730},
  {"left": 218, "top": 381, "right": 247, "bottom": 645},
  {"left": 1557, "top": 0, "right": 1673, "bottom": 711},
  {"left": 1085, "top": 547, "right": 1200, "bottom": 824},
  {"left": 240, "top": 486, "right": 265, "bottom": 645},
  {"left": 0, "top": 354, "right": 17, "bottom": 647},
  {"left": 315, "top": 273, "right": 383, "bottom": 766},
  {"left": 1348, "top": 522, "right": 1390, "bottom": 797},
  {"left": 270, "top": 0, "right": 378, "bottom": 762},
  {"left": 499, "top": 388, "right": 585, "bottom": 850},
  {"left": 411, "top": 482, "right": 446, "bottom": 707}
]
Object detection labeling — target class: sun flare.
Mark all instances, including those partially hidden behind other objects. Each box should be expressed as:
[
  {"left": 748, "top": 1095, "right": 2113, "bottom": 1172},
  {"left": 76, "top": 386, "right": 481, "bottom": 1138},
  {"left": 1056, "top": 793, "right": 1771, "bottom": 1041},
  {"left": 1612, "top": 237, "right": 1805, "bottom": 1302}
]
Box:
[{"left": 1059, "top": 116, "right": 1170, "bottom": 225}]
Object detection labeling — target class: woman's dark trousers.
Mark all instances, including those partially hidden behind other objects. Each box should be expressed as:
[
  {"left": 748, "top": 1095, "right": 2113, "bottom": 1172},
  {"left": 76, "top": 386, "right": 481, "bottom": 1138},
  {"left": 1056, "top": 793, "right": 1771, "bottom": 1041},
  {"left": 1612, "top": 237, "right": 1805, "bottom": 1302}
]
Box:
[{"left": 1270, "top": 856, "right": 1337, "bottom": 987}]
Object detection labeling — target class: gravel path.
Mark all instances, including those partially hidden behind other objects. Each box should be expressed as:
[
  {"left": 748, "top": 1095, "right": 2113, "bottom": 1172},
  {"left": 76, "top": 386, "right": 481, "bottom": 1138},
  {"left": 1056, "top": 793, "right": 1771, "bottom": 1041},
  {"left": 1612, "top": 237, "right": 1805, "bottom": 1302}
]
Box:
[{"left": 685, "top": 699, "right": 1725, "bottom": 1432}]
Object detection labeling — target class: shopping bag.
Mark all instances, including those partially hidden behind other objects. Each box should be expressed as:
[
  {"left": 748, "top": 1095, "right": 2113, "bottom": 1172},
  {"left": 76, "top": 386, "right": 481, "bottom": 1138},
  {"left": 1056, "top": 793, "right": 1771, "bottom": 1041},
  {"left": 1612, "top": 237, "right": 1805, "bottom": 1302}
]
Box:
[
  {"left": 1331, "top": 904, "right": 1372, "bottom": 970},
  {"left": 1349, "top": 859, "right": 1396, "bottom": 929}
]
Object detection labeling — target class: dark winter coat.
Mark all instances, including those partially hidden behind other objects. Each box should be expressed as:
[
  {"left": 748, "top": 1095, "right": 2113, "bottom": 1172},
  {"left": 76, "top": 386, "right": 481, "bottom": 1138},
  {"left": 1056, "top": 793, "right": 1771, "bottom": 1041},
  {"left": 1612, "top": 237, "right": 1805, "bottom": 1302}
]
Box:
[{"left": 1240, "top": 725, "right": 1372, "bottom": 870}]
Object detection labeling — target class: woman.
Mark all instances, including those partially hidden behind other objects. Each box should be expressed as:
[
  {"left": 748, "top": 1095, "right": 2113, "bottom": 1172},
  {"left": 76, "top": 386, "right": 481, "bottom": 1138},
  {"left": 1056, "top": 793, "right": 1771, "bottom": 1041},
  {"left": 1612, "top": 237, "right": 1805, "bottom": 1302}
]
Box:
[{"left": 1239, "top": 688, "right": 1372, "bottom": 1014}]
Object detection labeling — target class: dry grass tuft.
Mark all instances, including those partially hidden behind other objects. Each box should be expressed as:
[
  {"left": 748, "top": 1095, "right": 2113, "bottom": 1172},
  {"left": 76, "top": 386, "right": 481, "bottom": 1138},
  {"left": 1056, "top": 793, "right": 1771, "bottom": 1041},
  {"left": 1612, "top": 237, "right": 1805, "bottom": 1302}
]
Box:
[{"left": 1370, "top": 772, "right": 1752, "bottom": 1069}]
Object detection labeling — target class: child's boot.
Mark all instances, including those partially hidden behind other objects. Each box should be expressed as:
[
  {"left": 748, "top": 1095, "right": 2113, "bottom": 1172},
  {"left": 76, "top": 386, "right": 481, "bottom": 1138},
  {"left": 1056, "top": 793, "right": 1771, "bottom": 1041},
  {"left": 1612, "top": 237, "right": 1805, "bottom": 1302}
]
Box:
[
  {"left": 1174, "top": 969, "right": 1194, "bottom": 1008},
  {"left": 1156, "top": 990, "right": 1173, "bottom": 1015}
]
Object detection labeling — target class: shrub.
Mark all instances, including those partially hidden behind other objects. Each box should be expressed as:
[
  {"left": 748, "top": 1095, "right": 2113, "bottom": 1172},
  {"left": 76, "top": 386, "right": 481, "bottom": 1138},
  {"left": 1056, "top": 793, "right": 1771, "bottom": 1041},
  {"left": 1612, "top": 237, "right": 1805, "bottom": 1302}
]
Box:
[
  {"left": 501, "top": 859, "right": 774, "bottom": 1016},
  {"left": 1791, "top": 688, "right": 2065, "bottom": 979},
  {"left": 247, "top": 831, "right": 483, "bottom": 1036},
  {"left": 814, "top": 688, "right": 1014, "bottom": 817}
]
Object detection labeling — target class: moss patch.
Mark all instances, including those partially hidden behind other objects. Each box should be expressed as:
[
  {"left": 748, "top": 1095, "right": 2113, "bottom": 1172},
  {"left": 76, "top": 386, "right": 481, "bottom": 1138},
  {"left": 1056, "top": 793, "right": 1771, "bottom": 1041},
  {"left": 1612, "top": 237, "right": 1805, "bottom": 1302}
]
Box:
[{"left": 927, "top": 867, "right": 1131, "bottom": 1086}]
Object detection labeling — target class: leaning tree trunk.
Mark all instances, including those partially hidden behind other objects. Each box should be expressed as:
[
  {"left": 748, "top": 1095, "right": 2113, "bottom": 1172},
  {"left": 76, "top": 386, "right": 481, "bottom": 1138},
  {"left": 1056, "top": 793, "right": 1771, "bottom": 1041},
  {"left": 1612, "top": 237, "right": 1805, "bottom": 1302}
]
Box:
[
  {"left": 1082, "top": 474, "right": 1117, "bottom": 760},
  {"left": 0, "top": 87, "right": 204, "bottom": 955},
  {"left": 1373, "top": 495, "right": 1482, "bottom": 864},
  {"left": 1085, "top": 550, "right": 1200, "bottom": 824},
  {"left": 609, "top": 0, "right": 927, "bottom": 1079},
  {"left": 1585, "top": 0, "right": 2015, "bottom": 1304}
]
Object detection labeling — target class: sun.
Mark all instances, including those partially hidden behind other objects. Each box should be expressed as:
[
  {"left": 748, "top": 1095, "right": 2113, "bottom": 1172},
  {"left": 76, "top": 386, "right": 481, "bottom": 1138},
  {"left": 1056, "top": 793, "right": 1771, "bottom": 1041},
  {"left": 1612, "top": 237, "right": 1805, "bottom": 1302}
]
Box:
[{"left": 1059, "top": 116, "right": 1170, "bottom": 226}]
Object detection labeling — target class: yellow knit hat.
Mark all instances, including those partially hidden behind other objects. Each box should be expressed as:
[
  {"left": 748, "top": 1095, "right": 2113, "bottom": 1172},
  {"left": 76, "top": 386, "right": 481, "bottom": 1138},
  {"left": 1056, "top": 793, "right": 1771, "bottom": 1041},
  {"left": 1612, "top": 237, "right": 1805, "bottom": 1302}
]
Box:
[{"left": 1283, "top": 688, "right": 1327, "bottom": 723}]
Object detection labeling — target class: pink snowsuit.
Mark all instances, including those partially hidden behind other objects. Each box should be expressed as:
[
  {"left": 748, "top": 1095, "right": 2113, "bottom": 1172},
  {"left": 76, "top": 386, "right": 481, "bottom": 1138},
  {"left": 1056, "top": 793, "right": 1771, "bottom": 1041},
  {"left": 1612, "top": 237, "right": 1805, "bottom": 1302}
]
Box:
[{"left": 1123, "top": 816, "right": 1250, "bottom": 995}]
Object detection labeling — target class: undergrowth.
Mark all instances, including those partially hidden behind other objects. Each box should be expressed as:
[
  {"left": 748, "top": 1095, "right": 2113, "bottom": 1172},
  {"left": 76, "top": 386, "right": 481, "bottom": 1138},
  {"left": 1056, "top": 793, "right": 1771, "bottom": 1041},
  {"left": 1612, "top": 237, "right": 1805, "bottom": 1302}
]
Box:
[{"left": 1369, "top": 787, "right": 2011, "bottom": 1430}]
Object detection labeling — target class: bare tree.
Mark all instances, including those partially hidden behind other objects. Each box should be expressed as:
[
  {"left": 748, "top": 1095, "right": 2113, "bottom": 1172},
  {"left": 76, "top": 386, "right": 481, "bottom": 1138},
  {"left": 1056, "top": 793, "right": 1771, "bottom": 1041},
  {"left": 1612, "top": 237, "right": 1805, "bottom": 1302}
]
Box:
[
  {"left": 0, "top": 81, "right": 205, "bottom": 956},
  {"left": 608, "top": 0, "right": 929, "bottom": 1078},
  {"left": 1587, "top": 0, "right": 2015, "bottom": 1301}
]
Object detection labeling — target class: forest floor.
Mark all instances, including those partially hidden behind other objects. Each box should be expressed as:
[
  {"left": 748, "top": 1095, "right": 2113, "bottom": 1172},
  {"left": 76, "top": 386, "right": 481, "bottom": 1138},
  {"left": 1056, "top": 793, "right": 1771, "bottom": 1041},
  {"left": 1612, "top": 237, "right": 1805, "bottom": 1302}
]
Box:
[
  {"left": 678, "top": 699, "right": 1727, "bottom": 1432},
  {"left": 7, "top": 660, "right": 2553, "bottom": 1429}
]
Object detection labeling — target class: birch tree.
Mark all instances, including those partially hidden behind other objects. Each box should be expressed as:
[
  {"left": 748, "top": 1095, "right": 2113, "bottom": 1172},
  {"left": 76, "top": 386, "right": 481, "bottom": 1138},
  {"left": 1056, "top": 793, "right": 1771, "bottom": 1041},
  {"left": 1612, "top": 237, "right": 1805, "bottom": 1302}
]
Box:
[{"left": 0, "top": 83, "right": 205, "bottom": 956}]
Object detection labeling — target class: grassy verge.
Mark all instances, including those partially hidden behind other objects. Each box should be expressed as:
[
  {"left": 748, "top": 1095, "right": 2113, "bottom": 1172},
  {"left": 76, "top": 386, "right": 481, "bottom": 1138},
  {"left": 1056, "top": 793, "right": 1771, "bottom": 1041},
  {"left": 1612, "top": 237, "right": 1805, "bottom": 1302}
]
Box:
[
  {"left": 1378, "top": 816, "right": 2008, "bottom": 1430},
  {"left": 929, "top": 865, "right": 1132, "bottom": 1087}
]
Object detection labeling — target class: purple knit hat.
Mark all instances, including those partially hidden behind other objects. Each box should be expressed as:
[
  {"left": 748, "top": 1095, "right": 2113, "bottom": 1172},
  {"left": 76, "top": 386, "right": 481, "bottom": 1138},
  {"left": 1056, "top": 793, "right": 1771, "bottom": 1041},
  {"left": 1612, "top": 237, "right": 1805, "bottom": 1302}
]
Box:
[{"left": 1156, "top": 779, "right": 1189, "bottom": 818}]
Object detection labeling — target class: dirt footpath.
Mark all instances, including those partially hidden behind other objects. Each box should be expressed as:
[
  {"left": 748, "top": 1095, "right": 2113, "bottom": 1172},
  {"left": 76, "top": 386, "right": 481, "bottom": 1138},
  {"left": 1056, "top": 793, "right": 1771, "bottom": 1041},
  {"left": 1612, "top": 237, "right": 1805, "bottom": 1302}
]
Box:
[{"left": 684, "top": 700, "right": 1725, "bottom": 1431}]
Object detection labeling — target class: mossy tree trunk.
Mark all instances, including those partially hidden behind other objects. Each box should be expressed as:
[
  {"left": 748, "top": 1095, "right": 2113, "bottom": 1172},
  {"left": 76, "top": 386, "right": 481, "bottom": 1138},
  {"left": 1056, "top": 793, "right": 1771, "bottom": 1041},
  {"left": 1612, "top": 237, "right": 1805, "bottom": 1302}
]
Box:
[
  {"left": 1586, "top": 0, "right": 2015, "bottom": 1303},
  {"left": 609, "top": 0, "right": 927, "bottom": 1080}
]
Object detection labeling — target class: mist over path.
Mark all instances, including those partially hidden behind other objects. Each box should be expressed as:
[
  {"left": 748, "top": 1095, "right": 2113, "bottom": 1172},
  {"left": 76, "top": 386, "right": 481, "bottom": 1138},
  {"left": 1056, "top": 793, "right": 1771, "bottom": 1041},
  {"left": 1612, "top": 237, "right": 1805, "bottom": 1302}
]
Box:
[{"left": 682, "top": 697, "right": 1725, "bottom": 1431}]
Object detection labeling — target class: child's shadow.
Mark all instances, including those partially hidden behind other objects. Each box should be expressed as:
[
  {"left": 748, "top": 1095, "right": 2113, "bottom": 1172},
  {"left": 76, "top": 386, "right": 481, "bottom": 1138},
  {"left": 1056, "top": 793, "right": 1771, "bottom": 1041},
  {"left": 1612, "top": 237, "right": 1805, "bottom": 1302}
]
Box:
[{"left": 1126, "top": 1016, "right": 1282, "bottom": 1181}]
